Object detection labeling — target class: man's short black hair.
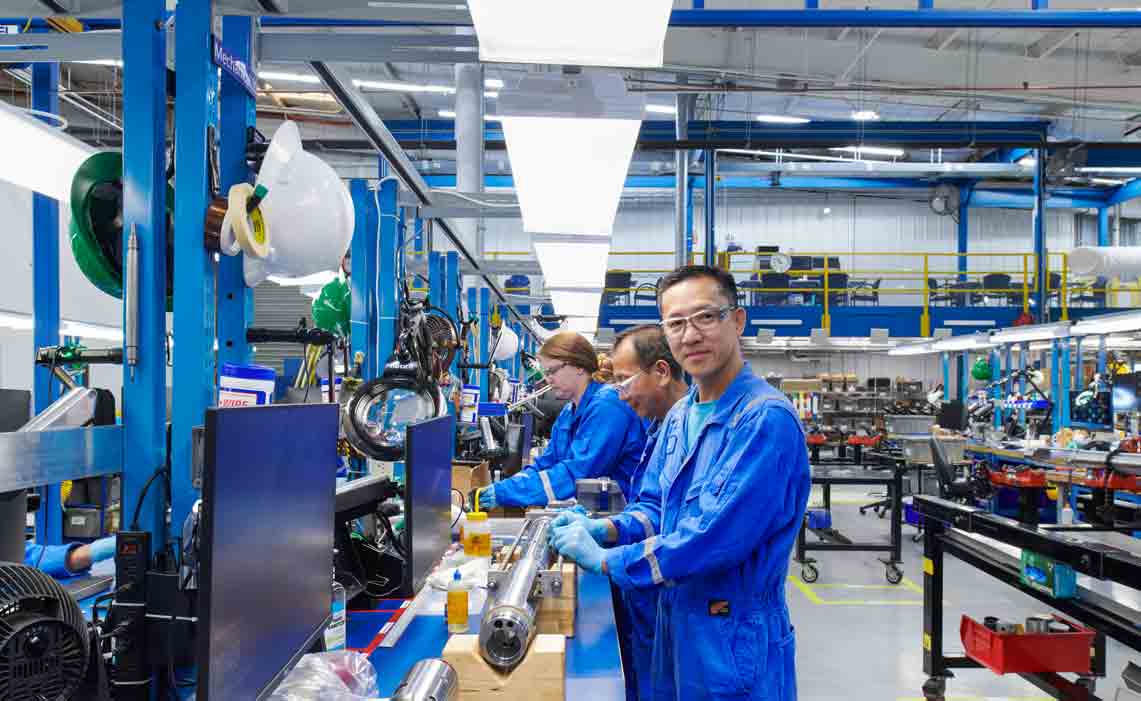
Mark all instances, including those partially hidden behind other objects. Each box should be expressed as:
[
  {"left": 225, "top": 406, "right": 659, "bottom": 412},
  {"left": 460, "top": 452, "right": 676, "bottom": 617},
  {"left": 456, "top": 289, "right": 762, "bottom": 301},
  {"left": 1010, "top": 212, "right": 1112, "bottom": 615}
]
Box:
[
  {"left": 613, "top": 325, "right": 684, "bottom": 381},
  {"left": 657, "top": 265, "right": 739, "bottom": 309}
]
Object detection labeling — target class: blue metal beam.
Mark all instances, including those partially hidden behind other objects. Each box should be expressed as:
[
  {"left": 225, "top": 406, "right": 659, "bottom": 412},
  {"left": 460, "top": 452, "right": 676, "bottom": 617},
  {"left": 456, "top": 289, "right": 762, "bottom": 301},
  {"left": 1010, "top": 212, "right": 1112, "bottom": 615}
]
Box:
[
  {"left": 981, "top": 147, "right": 1033, "bottom": 164},
  {"left": 172, "top": 0, "right": 217, "bottom": 537},
  {"left": 218, "top": 16, "right": 255, "bottom": 367},
  {"left": 32, "top": 62, "right": 62, "bottom": 545},
  {"left": 350, "top": 180, "right": 379, "bottom": 378},
  {"left": 704, "top": 150, "right": 716, "bottom": 266},
  {"left": 667, "top": 9, "right": 1141, "bottom": 28},
  {"left": 968, "top": 188, "right": 1106, "bottom": 209},
  {"left": 378, "top": 180, "right": 399, "bottom": 365},
  {"left": 1033, "top": 148, "right": 1048, "bottom": 320},
  {"left": 958, "top": 185, "right": 969, "bottom": 282},
  {"left": 1106, "top": 178, "right": 1141, "bottom": 206},
  {"left": 1098, "top": 207, "right": 1110, "bottom": 246},
  {"left": 121, "top": 0, "right": 170, "bottom": 559},
  {"left": 445, "top": 252, "right": 461, "bottom": 380},
  {"left": 478, "top": 288, "right": 490, "bottom": 403}
]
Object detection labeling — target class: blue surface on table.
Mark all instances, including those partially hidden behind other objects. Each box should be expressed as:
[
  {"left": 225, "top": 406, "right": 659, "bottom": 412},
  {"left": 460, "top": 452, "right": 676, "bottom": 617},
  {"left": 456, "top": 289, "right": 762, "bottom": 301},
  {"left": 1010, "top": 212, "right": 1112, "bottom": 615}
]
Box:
[{"left": 365, "top": 569, "right": 625, "bottom": 698}]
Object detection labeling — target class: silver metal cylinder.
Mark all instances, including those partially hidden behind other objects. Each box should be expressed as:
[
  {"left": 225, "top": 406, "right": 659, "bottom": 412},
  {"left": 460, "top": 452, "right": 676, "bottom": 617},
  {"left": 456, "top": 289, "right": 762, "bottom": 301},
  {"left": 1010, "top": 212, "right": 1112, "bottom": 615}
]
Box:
[
  {"left": 125, "top": 224, "right": 140, "bottom": 373},
  {"left": 674, "top": 92, "right": 692, "bottom": 268},
  {"left": 391, "top": 659, "right": 458, "bottom": 701},
  {"left": 479, "top": 517, "right": 556, "bottom": 670}
]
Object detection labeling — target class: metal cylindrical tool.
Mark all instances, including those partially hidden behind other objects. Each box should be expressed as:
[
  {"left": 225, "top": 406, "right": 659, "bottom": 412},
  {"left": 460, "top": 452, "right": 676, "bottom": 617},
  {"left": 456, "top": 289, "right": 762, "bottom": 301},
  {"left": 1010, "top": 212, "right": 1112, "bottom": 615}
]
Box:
[
  {"left": 391, "top": 659, "right": 458, "bottom": 701},
  {"left": 479, "top": 517, "right": 557, "bottom": 670},
  {"left": 125, "top": 224, "right": 139, "bottom": 378}
]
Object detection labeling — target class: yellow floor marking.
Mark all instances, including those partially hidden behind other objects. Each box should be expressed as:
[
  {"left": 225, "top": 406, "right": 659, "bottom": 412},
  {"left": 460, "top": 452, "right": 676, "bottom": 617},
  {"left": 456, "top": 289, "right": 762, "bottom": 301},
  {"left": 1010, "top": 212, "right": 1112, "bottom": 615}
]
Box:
[
  {"left": 901, "top": 576, "right": 924, "bottom": 594},
  {"left": 787, "top": 576, "right": 923, "bottom": 606},
  {"left": 898, "top": 696, "right": 1051, "bottom": 701}
]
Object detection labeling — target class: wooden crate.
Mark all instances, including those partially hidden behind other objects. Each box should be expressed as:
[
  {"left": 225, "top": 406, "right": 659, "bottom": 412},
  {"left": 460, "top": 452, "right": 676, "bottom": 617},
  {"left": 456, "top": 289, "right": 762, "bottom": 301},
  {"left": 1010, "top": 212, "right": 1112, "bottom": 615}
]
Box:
[{"left": 443, "top": 634, "right": 566, "bottom": 701}]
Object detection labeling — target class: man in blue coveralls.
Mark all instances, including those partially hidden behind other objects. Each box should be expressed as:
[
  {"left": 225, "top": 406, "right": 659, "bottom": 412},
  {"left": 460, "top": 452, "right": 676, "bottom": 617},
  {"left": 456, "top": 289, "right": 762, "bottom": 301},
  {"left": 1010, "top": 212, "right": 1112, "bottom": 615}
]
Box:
[
  {"left": 551, "top": 265, "right": 811, "bottom": 701},
  {"left": 554, "top": 324, "right": 689, "bottom": 701}
]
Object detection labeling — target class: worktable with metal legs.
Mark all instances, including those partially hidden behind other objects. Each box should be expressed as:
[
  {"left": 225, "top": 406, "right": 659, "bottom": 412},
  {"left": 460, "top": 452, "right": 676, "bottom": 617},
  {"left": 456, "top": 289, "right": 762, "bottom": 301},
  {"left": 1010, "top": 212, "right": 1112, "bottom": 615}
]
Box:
[
  {"left": 795, "top": 465, "right": 905, "bottom": 585},
  {"left": 913, "top": 495, "right": 1141, "bottom": 701}
]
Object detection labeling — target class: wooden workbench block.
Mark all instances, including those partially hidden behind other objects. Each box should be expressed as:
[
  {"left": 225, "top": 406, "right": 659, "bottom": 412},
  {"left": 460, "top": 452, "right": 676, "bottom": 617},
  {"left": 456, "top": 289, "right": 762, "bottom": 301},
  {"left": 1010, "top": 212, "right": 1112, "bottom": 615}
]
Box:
[
  {"left": 442, "top": 634, "right": 566, "bottom": 700},
  {"left": 534, "top": 563, "right": 576, "bottom": 637}
]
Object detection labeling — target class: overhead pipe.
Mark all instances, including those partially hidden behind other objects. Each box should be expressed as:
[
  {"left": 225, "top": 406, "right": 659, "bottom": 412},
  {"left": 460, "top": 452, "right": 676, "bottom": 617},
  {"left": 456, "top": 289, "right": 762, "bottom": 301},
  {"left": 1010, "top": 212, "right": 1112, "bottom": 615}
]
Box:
[{"left": 309, "top": 61, "right": 540, "bottom": 343}]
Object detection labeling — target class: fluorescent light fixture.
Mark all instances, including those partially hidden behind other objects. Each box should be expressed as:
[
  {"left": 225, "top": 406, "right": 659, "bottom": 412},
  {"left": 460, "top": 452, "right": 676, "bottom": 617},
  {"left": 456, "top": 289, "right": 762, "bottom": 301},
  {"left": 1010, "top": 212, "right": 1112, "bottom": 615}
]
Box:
[
  {"left": 0, "top": 100, "right": 96, "bottom": 202},
  {"left": 533, "top": 234, "right": 611, "bottom": 288},
  {"left": 267, "top": 271, "right": 340, "bottom": 287},
  {"left": 1072, "top": 310, "right": 1141, "bottom": 336},
  {"left": 933, "top": 333, "right": 995, "bottom": 352},
  {"left": 259, "top": 70, "right": 321, "bottom": 84},
  {"left": 888, "top": 341, "right": 933, "bottom": 356},
  {"left": 438, "top": 109, "right": 502, "bottom": 121},
  {"left": 990, "top": 322, "right": 1071, "bottom": 344},
  {"left": 353, "top": 78, "right": 455, "bottom": 94},
  {"left": 549, "top": 290, "right": 603, "bottom": 318},
  {"left": 719, "top": 148, "right": 891, "bottom": 164},
  {"left": 0, "top": 312, "right": 34, "bottom": 331},
  {"left": 467, "top": 0, "right": 673, "bottom": 68},
  {"left": 1076, "top": 167, "right": 1141, "bottom": 175},
  {"left": 499, "top": 72, "right": 643, "bottom": 235},
  {"left": 265, "top": 91, "right": 338, "bottom": 103},
  {"left": 755, "top": 114, "right": 811, "bottom": 124},
  {"left": 829, "top": 146, "right": 905, "bottom": 157},
  {"left": 645, "top": 104, "right": 678, "bottom": 115},
  {"left": 485, "top": 78, "right": 505, "bottom": 89},
  {"left": 851, "top": 110, "right": 880, "bottom": 121},
  {"left": 75, "top": 59, "right": 123, "bottom": 67},
  {"left": 60, "top": 320, "right": 123, "bottom": 342}
]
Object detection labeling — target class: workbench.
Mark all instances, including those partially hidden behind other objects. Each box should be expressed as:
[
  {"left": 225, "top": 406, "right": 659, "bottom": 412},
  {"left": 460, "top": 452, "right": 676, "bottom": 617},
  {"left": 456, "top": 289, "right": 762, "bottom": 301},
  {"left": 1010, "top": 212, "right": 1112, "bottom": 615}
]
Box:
[
  {"left": 356, "top": 517, "right": 626, "bottom": 698},
  {"left": 913, "top": 494, "right": 1141, "bottom": 701}
]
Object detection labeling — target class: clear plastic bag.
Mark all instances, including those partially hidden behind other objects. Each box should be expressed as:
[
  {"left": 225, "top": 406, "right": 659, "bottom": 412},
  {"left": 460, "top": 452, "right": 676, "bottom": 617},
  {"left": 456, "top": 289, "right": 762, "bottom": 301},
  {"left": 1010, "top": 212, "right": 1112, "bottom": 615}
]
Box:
[{"left": 268, "top": 651, "right": 380, "bottom": 701}]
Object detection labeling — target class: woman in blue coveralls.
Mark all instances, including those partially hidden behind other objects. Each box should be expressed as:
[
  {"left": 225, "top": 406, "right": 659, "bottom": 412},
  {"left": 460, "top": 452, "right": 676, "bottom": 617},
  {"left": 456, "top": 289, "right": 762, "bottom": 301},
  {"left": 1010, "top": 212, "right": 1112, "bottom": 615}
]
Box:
[
  {"left": 479, "top": 331, "right": 646, "bottom": 509},
  {"left": 551, "top": 265, "right": 812, "bottom": 701}
]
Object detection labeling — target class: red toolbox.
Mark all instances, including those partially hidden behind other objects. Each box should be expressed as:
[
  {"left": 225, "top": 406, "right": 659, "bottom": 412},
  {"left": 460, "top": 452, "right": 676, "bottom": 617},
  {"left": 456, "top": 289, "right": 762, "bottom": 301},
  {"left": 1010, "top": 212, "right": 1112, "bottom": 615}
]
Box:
[{"left": 960, "top": 614, "right": 1096, "bottom": 675}]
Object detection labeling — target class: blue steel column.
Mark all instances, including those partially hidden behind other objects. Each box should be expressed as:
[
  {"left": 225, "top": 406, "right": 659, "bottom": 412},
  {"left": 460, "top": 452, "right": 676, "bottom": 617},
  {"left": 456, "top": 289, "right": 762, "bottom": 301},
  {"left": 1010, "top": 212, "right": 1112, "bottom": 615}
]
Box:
[
  {"left": 218, "top": 16, "right": 255, "bottom": 367},
  {"left": 378, "top": 180, "right": 399, "bottom": 364},
  {"left": 349, "top": 180, "right": 378, "bottom": 378},
  {"left": 703, "top": 152, "right": 716, "bottom": 266},
  {"left": 941, "top": 352, "right": 950, "bottom": 397},
  {"left": 172, "top": 0, "right": 218, "bottom": 538},
  {"left": 1004, "top": 344, "right": 1014, "bottom": 426},
  {"left": 122, "top": 0, "right": 170, "bottom": 557},
  {"left": 1033, "top": 147, "right": 1048, "bottom": 319},
  {"left": 1051, "top": 340, "right": 1063, "bottom": 433},
  {"left": 685, "top": 177, "right": 695, "bottom": 263},
  {"left": 1097, "top": 335, "right": 1107, "bottom": 375},
  {"left": 991, "top": 350, "right": 1003, "bottom": 430},
  {"left": 428, "top": 251, "right": 443, "bottom": 306},
  {"left": 1059, "top": 341, "right": 1071, "bottom": 428},
  {"left": 1097, "top": 207, "right": 1110, "bottom": 247},
  {"left": 958, "top": 186, "right": 970, "bottom": 282},
  {"left": 32, "top": 62, "right": 62, "bottom": 545},
  {"left": 478, "top": 288, "right": 491, "bottom": 402},
  {"left": 445, "top": 252, "right": 461, "bottom": 379},
  {"left": 958, "top": 351, "right": 968, "bottom": 404}
]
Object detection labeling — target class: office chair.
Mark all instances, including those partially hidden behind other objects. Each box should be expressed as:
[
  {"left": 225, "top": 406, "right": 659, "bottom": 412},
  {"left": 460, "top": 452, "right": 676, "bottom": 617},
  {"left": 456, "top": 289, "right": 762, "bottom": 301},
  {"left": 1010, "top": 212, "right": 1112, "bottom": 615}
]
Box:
[
  {"left": 850, "top": 279, "right": 881, "bottom": 305},
  {"left": 928, "top": 278, "right": 953, "bottom": 307},
  {"left": 931, "top": 436, "right": 973, "bottom": 501},
  {"left": 603, "top": 271, "right": 633, "bottom": 306},
  {"left": 981, "top": 273, "right": 1012, "bottom": 306}
]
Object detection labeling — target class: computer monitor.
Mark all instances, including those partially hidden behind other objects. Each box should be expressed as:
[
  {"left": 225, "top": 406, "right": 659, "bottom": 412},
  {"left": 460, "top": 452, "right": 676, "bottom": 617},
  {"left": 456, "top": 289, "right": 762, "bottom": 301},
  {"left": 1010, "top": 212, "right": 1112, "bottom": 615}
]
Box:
[
  {"left": 1113, "top": 373, "right": 1140, "bottom": 414},
  {"left": 789, "top": 255, "right": 813, "bottom": 273},
  {"left": 1070, "top": 390, "right": 1113, "bottom": 430},
  {"left": 937, "top": 400, "right": 968, "bottom": 432},
  {"left": 401, "top": 414, "right": 456, "bottom": 596},
  {"left": 197, "top": 403, "right": 340, "bottom": 701}
]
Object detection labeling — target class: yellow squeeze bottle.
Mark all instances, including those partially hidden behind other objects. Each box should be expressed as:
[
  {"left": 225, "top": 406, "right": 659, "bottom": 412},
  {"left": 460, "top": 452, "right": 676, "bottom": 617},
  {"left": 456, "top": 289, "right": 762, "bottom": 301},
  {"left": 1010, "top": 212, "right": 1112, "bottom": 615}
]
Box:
[{"left": 446, "top": 570, "right": 469, "bottom": 634}]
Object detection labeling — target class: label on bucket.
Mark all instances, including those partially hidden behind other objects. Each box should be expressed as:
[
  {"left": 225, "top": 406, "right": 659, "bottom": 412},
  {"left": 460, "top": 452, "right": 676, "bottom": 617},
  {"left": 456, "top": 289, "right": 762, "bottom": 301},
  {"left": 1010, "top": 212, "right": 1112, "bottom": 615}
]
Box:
[{"left": 219, "top": 388, "right": 266, "bottom": 407}]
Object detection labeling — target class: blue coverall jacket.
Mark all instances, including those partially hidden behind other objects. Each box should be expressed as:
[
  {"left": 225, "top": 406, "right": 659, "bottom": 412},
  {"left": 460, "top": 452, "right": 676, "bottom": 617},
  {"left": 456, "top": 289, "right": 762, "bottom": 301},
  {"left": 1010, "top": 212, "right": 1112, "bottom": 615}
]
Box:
[
  {"left": 609, "top": 418, "right": 665, "bottom": 701},
  {"left": 24, "top": 541, "right": 83, "bottom": 578},
  {"left": 603, "top": 365, "right": 811, "bottom": 701},
  {"left": 494, "top": 382, "right": 646, "bottom": 507}
]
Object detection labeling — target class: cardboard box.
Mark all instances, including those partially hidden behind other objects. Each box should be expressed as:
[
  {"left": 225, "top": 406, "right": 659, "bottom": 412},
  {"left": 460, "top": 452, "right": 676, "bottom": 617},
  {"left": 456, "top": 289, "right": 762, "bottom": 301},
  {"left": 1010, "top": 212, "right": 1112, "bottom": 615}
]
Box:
[{"left": 453, "top": 461, "right": 491, "bottom": 497}]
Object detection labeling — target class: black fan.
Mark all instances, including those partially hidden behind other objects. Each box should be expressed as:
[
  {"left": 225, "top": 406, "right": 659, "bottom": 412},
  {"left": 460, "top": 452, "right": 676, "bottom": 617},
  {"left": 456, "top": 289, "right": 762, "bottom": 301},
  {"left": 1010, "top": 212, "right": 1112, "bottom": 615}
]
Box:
[{"left": 0, "top": 562, "right": 89, "bottom": 701}]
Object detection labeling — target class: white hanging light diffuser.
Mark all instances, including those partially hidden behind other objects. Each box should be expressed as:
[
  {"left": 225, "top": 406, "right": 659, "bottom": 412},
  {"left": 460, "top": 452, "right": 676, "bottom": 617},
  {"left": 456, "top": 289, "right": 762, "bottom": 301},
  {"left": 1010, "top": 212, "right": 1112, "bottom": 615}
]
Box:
[
  {"left": 0, "top": 100, "right": 96, "bottom": 202},
  {"left": 566, "top": 316, "right": 600, "bottom": 338},
  {"left": 498, "top": 71, "right": 644, "bottom": 236},
  {"left": 532, "top": 233, "right": 611, "bottom": 288},
  {"left": 467, "top": 0, "right": 674, "bottom": 68},
  {"left": 549, "top": 289, "right": 603, "bottom": 319}
]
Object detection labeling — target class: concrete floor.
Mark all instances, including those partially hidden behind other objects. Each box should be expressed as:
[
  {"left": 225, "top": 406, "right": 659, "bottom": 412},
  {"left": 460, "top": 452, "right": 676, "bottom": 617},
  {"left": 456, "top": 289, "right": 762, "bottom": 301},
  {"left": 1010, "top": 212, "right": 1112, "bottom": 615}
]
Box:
[{"left": 787, "top": 485, "right": 1138, "bottom": 701}]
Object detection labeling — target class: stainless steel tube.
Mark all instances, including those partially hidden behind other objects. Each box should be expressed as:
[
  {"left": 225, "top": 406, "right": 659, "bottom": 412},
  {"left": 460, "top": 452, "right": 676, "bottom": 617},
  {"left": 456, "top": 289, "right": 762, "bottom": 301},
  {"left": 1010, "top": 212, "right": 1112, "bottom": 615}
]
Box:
[
  {"left": 125, "top": 224, "right": 139, "bottom": 376},
  {"left": 391, "top": 659, "right": 458, "bottom": 701},
  {"left": 479, "top": 517, "right": 556, "bottom": 670}
]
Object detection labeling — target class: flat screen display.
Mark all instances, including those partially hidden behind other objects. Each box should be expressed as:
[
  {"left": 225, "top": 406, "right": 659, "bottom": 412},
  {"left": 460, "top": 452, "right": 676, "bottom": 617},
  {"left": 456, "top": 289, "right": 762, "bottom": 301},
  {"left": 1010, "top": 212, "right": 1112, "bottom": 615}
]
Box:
[
  {"left": 197, "top": 403, "right": 339, "bottom": 700},
  {"left": 1112, "top": 373, "right": 1140, "bottom": 414},
  {"left": 402, "top": 414, "right": 456, "bottom": 596}
]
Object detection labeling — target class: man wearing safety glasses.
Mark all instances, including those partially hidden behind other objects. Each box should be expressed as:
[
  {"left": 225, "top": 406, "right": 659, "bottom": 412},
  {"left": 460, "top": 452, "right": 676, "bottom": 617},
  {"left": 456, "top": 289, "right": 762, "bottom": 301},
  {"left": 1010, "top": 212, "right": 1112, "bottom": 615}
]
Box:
[
  {"left": 550, "top": 265, "right": 811, "bottom": 701},
  {"left": 555, "top": 325, "right": 688, "bottom": 701}
]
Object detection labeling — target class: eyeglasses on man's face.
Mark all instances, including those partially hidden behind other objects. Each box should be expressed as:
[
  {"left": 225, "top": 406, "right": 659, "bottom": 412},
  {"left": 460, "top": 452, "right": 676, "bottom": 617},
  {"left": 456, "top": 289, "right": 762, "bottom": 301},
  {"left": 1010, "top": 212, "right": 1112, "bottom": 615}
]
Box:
[{"left": 659, "top": 305, "right": 737, "bottom": 338}]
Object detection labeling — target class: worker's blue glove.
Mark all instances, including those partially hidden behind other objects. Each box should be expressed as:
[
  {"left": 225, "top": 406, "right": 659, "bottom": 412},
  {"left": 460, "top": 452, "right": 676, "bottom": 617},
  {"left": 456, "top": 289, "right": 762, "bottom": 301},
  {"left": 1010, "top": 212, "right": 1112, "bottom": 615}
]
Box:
[
  {"left": 90, "top": 535, "right": 116, "bottom": 563},
  {"left": 478, "top": 485, "right": 497, "bottom": 510},
  {"left": 551, "top": 511, "right": 610, "bottom": 544},
  {"left": 549, "top": 522, "right": 605, "bottom": 574}
]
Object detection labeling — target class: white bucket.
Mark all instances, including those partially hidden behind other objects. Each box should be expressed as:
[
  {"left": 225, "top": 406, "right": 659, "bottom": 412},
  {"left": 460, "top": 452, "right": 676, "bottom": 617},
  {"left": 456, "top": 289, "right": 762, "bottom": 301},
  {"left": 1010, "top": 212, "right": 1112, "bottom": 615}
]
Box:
[{"left": 460, "top": 384, "right": 480, "bottom": 423}]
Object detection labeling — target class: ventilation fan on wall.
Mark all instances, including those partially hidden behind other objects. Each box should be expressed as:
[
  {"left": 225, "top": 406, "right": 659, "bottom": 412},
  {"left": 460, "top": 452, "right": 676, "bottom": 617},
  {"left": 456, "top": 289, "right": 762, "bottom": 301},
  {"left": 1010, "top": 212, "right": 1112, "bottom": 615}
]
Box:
[{"left": 929, "top": 183, "right": 960, "bottom": 216}]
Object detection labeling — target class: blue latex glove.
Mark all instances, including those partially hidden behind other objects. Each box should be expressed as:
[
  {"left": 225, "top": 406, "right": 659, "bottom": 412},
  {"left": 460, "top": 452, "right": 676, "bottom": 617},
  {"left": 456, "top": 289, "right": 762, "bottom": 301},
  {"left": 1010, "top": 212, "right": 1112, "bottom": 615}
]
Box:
[
  {"left": 551, "top": 511, "right": 610, "bottom": 544},
  {"left": 478, "top": 485, "right": 497, "bottom": 510},
  {"left": 550, "top": 509, "right": 589, "bottom": 530},
  {"left": 90, "top": 535, "right": 116, "bottom": 563},
  {"left": 549, "top": 522, "right": 606, "bottom": 574}
]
